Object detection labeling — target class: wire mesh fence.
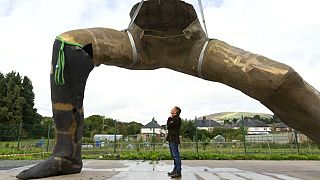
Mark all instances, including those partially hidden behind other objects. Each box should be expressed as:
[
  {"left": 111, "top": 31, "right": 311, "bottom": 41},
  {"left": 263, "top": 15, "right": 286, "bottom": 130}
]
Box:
[
  {"left": 80, "top": 141, "right": 320, "bottom": 155},
  {"left": 0, "top": 124, "right": 319, "bottom": 157}
]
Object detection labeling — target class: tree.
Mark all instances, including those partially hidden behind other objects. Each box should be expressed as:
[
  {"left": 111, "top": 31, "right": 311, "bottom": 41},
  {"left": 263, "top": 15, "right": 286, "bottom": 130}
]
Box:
[
  {"left": 128, "top": 122, "right": 142, "bottom": 135},
  {"left": 5, "top": 72, "right": 24, "bottom": 124},
  {"left": 0, "top": 72, "right": 6, "bottom": 106},
  {"left": 83, "top": 115, "right": 144, "bottom": 140},
  {"left": 83, "top": 115, "right": 119, "bottom": 137},
  {"left": 0, "top": 71, "right": 42, "bottom": 140},
  {"left": 253, "top": 114, "right": 261, "bottom": 120},
  {"left": 119, "top": 121, "right": 142, "bottom": 137},
  {"left": 180, "top": 119, "right": 196, "bottom": 140},
  {"left": 84, "top": 115, "right": 105, "bottom": 137},
  {"left": 0, "top": 72, "right": 7, "bottom": 123},
  {"left": 272, "top": 115, "right": 282, "bottom": 123},
  {"left": 40, "top": 116, "right": 55, "bottom": 138},
  {"left": 232, "top": 118, "right": 238, "bottom": 124},
  {"left": 223, "top": 119, "right": 230, "bottom": 125},
  {"left": 21, "top": 76, "right": 43, "bottom": 138},
  {"left": 21, "top": 77, "right": 35, "bottom": 124},
  {"left": 0, "top": 71, "right": 24, "bottom": 140}
]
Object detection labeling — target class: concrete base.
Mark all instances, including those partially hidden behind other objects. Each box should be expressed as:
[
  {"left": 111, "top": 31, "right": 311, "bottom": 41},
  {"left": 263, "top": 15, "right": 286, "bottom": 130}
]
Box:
[{"left": 1, "top": 160, "right": 319, "bottom": 180}]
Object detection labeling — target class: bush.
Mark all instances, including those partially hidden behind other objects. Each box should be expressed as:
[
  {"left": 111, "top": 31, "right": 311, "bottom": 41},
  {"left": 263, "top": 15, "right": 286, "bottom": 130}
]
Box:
[{"left": 82, "top": 137, "right": 94, "bottom": 143}]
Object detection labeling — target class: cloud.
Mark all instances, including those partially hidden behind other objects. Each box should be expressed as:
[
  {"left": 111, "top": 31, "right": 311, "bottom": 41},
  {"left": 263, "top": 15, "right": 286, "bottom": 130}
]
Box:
[
  {"left": 1, "top": 0, "right": 319, "bottom": 125},
  {"left": 0, "top": 0, "right": 16, "bottom": 16}
]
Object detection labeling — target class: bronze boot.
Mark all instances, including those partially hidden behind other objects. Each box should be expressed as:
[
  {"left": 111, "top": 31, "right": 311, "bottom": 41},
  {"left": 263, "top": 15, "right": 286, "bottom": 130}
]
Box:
[{"left": 17, "top": 39, "right": 94, "bottom": 179}]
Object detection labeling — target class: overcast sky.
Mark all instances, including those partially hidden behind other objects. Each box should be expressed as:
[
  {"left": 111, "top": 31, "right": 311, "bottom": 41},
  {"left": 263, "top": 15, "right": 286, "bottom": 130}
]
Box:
[{"left": 1, "top": 0, "right": 319, "bottom": 125}]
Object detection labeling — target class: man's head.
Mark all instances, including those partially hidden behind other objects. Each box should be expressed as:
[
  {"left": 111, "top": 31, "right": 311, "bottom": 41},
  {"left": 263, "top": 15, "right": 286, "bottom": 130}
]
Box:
[{"left": 170, "top": 106, "right": 181, "bottom": 118}]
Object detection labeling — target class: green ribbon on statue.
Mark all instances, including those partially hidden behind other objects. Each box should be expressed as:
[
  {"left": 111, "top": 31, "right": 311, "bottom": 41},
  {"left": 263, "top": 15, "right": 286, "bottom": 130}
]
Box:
[{"left": 54, "top": 36, "right": 83, "bottom": 85}]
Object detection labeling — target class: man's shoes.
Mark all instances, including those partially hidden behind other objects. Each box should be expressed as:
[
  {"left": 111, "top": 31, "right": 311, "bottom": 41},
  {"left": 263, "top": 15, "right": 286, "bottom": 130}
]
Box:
[
  {"left": 167, "top": 171, "right": 174, "bottom": 176},
  {"left": 170, "top": 172, "right": 182, "bottom": 178}
]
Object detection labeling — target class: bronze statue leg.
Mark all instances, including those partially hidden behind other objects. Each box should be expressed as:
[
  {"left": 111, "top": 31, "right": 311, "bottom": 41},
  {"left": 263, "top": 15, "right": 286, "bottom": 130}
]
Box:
[
  {"left": 82, "top": 27, "right": 320, "bottom": 145},
  {"left": 16, "top": 40, "right": 94, "bottom": 179},
  {"left": 15, "top": 28, "right": 320, "bottom": 180},
  {"left": 15, "top": 1, "right": 319, "bottom": 179},
  {"left": 198, "top": 39, "right": 320, "bottom": 144}
]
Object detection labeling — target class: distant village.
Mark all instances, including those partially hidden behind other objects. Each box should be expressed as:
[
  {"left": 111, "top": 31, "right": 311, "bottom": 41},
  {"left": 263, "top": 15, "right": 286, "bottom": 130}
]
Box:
[{"left": 93, "top": 114, "right": 311, "bottom": 146}]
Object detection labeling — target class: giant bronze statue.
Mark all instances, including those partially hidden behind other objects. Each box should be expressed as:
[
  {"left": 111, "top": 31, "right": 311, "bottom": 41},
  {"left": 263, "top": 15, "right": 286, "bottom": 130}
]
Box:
[{"left": 17, "top": 0, "right": 320, "bottom": 179}]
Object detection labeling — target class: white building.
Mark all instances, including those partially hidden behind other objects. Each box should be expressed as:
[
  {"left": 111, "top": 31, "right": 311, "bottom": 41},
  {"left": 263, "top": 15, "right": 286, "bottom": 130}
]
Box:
[
  {"left": 195, "top": 117, "right": 221, "bottom": 132},
  {"left": 139, "top": 119, "right": 167, "bottom": 141},
  {"left": 233, "top": 119, "right": 271, "bottom": 135},
  {"left": 93, "top": 134, "right": 122, "bottom": 142},
  {"left": 141, "top": 120, "right": 162, "bottom": 135}
]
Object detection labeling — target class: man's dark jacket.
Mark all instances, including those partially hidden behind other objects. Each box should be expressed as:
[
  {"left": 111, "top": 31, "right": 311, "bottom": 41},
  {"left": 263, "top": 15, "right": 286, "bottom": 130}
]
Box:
[{"left": 166, "top": 116, "right": 182, "bottom": 144}]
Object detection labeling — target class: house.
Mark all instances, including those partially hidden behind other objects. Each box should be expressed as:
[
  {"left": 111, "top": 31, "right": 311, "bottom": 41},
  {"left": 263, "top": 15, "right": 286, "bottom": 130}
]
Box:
[
  {"left": 222, "top": 123, "right": 233, "bottom": 129},
  {"left": 195, "top": 117, "right": 221, "bottom": 131},
  {"left": 141, "top": 119, "right": 162, "bottom": 134},
  {"left": 233, "top": 119, "right": 271, "bottom": 134},
  {"left": 139, "top": 118, "right": 165, "bottom": 141},
  {"left": 274, "top": 122, "right": 291, "bottom": 132}
]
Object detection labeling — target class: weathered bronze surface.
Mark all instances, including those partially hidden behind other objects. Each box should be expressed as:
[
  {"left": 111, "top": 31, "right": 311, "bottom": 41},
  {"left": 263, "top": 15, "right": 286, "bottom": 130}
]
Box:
[
  {"left": 17, "top": 0, "right": 320, "bottom": 179},
  {"left": 61, "top": 0, "right": 319, "bottom": 144}
]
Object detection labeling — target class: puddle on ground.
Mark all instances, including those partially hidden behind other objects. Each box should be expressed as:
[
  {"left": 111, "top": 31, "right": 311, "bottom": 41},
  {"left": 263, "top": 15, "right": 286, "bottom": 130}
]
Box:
[
  {"left": 105, "top": 160, "right": 301, "bottom": 180},
  {"left": 2, "top": 160, "right": 302, "bottom": 180}
]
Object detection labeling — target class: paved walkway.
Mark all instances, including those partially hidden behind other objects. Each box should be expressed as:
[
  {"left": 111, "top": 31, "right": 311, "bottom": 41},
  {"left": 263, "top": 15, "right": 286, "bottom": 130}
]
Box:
[{"left": 0, "top": 160, "right": 319, "bottom": 180}]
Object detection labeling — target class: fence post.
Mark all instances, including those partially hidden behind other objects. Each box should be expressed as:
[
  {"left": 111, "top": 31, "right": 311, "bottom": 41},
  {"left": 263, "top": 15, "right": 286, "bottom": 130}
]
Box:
[
  {"left": 294, "top": 129, "right": 300, "bottom": 154},
  {"left": 17, "top": 121, "right": 23, "bottom": 150},
  {"left": 152, "top": 117, "right": 155, "bottom": 152},
  {"left": 114, "top": 119, "right": 117, "bottom": 154},
  {"left": 47, "top": 124, "right": 51, "bottom": 152},
  {"left": 194, "top": 116, "right": 199, "bottom": 157},
  {"left": 241, "top": 116, "right": 247, "bottom": 154}
]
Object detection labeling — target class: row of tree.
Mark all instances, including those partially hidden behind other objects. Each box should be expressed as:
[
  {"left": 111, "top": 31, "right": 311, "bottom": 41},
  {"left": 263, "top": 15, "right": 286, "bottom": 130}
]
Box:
[
  {"left": 0, "top": 70, "right": 268, "bottom": 143},
  {"left": 0, "top": 71, "right": 43, "bottom": 140},
  {"left": 83, "top": 117, "right": 244, "bottom": 143},
  {"left": 223, "top": 115, "right": 282, "bottom": 125},
  {"left": 178, "top": 119, "right": 244, "bottom": 142},
  {"left": 0, "top": 71, "right": 144, "bottom": 141},
  {"left": 83, "top": 115, "right": 142, "bottom": 138}
]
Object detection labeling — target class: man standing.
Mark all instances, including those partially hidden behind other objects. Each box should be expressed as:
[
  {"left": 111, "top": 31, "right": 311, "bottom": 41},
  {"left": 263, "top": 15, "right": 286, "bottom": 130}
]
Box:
[{"left": 166, "top": 106, "right": 182, "bottom": 178}]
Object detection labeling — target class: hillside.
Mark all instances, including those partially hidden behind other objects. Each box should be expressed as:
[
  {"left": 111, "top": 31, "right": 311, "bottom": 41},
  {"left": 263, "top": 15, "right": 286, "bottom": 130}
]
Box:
[{"left": 201, "top": 112, "right": 273, "bottom": 123}]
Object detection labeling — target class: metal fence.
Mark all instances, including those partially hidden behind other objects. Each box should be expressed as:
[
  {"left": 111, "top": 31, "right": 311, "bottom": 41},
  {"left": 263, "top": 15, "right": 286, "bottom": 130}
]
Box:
[
  {"left": 81, "top": 141, "right": 320, "bottom": 155},
  {"left": 1, "top": 124, "right": 319, "bottom": 156}
]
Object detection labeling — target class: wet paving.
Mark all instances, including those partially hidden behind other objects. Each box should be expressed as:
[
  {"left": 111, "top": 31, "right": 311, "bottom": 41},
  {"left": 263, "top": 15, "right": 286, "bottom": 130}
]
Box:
[
  {"left": 108, "top": 161, "right": 301, "bottom": 180},
  {"left": 0, "top": 160, "right": 319, "bottom": 180}
]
